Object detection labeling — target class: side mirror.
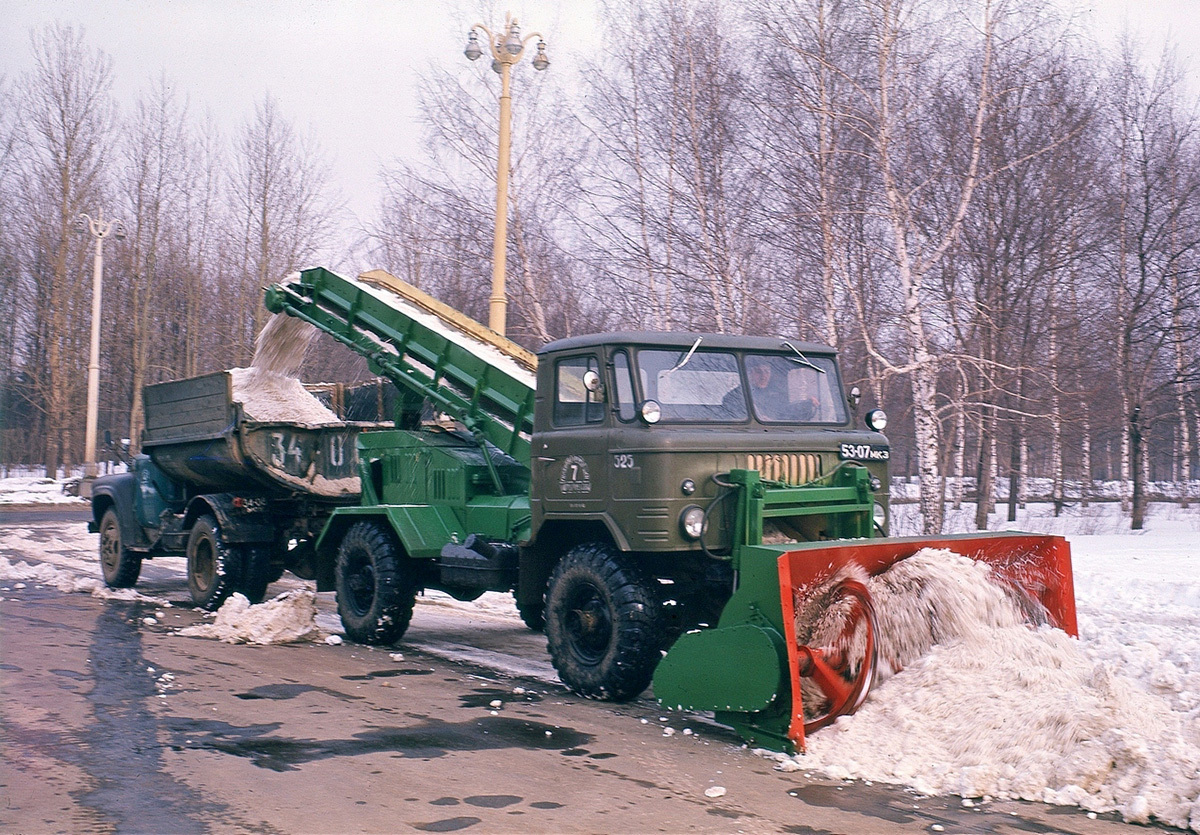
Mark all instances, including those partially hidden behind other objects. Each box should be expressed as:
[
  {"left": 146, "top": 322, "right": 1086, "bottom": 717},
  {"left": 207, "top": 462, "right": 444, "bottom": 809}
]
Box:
[
  {"left": 848, "top": 385, "right": 861, "bottom": 411},
  {"left": 583, "top": 369, "right": 603, "bottom": 395}
]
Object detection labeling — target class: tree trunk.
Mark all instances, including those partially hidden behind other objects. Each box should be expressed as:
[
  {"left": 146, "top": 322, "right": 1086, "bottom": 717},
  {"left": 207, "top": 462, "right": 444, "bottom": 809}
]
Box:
[{"left": 1130, "top": 407, "right": 1145, "bottom": 529}]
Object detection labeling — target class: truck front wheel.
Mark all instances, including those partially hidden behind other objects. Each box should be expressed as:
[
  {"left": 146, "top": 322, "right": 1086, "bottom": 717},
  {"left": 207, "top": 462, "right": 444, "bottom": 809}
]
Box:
[
  {"left": 187, "top": 515, "right": 239, "bottom": 611},
  {"left": 335, "top": 521, "right": 416, "bottom": 646},
  {"left": 545, "top": 543, "right": 663, "bottom": 701},
  {"left": 99, "top": 509, "right": 142, "bottom": 588}
]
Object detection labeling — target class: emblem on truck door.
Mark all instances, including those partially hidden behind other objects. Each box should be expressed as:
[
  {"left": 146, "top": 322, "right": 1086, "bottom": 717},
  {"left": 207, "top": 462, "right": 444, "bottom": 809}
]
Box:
[{"left": 559, "top": 455, "right": 592, "bottom": 494}]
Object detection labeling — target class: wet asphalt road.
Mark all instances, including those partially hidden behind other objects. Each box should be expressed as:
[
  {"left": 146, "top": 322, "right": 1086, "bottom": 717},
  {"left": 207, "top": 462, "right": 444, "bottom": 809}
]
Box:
[{"left": 0, "top": 514, "right": 1175, "bottom": 835}]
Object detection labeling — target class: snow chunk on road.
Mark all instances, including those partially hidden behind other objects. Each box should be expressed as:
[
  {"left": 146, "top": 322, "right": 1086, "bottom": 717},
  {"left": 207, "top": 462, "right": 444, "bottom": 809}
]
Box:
[{"left": 177, "top": 590, "right": 320, "bottom": 645}]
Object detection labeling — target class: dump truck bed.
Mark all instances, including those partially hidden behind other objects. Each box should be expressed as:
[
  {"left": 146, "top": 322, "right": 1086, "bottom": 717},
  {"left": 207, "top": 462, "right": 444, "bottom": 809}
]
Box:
[{"left": 142, "top": 370, "right": 365, "bottom": 500}]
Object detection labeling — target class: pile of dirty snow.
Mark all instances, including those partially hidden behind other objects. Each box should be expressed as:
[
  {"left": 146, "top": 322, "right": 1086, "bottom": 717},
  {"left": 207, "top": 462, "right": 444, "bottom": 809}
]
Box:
[
  {"left": 774, "top": 548, "right": 1200, "bottom": 832},
  {"left": 0, "top": 476, "right": 85, "bottom": 505},
  {"left": 177, "top": 590, "right": 320, "bottom": 645},
  {"left": 0, "top": 556, "right": 168, "bottom": 604},
  {"left": 228, "top": 368, "right": 339, "bottom": 425}
]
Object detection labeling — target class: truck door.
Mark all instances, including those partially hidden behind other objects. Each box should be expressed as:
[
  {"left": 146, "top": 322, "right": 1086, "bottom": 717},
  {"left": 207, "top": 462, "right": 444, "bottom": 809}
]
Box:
[{"left": 536, "top": 353, "right": 608, "bottom": 517}]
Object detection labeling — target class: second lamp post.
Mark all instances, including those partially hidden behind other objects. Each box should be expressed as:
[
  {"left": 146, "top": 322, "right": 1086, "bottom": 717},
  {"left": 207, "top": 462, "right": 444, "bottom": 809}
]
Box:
[{"left": 464, "top": 13, "right": 549, "bottom": 336}]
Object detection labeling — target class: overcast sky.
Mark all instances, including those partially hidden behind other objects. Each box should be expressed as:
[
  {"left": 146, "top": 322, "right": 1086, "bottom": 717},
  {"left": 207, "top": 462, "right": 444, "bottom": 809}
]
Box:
[{"left": 2, "top": 0, "right": 1197, "bottom": 271}]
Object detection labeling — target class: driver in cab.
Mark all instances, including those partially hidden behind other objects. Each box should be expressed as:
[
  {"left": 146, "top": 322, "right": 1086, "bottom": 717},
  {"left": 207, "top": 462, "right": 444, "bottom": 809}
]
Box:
[{"left": 742, "top": 358, "right": 820, "bottom": 421}]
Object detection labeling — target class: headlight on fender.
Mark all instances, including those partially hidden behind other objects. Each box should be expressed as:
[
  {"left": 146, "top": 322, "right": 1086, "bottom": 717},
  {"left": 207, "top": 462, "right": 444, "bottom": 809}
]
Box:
[
  {"left": 680, "top": 505, "right": 707, "bottom": 540},
  {"left": 866, "top": 409, "right": 888, "bottom": 432}
]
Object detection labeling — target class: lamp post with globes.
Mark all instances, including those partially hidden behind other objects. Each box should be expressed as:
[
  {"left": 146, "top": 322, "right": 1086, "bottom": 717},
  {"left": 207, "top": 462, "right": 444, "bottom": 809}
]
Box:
[
  {"left": 464, "top": 13, "right": 549, "bottom": 336},
  {"left": 75, "top": 208, "right": 125, "bottom": 489}
]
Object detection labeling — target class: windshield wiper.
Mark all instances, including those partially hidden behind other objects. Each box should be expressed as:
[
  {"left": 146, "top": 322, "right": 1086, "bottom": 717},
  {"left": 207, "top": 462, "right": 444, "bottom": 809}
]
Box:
[
  {"left": 664, "top": 337, "right": 702, "bottom": 375},
  {"left": 781, "top": 341, "right": 825, "bottom": 373}
]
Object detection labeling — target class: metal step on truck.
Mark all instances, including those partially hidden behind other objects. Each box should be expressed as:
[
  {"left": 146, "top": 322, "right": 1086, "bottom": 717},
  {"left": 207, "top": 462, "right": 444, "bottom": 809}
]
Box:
[{"left": 93, "top": 266, "right": 1076, "bottom": 753}]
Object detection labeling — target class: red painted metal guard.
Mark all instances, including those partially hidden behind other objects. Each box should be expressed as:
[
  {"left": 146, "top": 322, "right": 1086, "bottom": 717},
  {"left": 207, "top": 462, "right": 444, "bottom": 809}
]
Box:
[{"left": 775, "top": 533, "right": 1077, "bottom": 751}]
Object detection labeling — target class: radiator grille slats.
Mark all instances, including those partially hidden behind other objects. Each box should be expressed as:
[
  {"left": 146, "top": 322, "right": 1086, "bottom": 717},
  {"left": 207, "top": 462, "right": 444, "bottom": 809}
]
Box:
[{"left": 742, "top": 453, "right": 822, "bottom": 485}]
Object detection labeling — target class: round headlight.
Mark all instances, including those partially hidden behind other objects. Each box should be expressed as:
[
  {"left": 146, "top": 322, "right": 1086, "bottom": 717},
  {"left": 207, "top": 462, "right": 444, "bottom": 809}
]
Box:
[
  {"left": 680, "top": 505, "right": 706, "bottom": 540},
  {"left": 640, "top": 400, "right": 662, "bottom": 424},
  {"left": 865, "top": 408, "right": 888, "bottom": 432}
]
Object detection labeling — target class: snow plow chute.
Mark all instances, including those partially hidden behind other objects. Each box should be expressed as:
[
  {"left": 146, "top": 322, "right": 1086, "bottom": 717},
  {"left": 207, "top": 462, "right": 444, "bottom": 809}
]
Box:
[{"left": 653, "top": 531, "right": 1076, "bottom": 753}]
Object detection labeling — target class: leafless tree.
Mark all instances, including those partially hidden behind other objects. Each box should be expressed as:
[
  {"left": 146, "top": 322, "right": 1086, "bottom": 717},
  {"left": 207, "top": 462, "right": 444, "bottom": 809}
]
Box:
[
  {"left": 228, "top": 94, "right": 336, "bottom": 360},
  {"left": 8, "top": 24, "right": 115, "bottom": 474},
  {"left": 1101, "top": 41, "right": 1200, "bottom": 527}
]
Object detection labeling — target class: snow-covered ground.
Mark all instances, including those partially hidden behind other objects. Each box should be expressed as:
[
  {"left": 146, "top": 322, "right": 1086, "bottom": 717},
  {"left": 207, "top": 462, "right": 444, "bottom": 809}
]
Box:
[
  {"left": 0, "top": 475, "right": 88, "bottom": 505},
  {"left": 1, "top": 477, "right": 1197, "bottom": 830}
]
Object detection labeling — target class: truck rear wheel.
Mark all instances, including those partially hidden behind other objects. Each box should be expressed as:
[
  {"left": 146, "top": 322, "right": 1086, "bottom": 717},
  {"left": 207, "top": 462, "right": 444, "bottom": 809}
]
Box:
[
  {"left": 335, "top": 521, "right": 416, "bottom": 646},
  {"left": 235, "top": 545, "right": 274, "bottom": 604},
  {"left": 187, "top": 515, "right": 239, "bottom": 611},
  {"left": 99, "top": 509, "right": 142, "bottom": 588},
  {"left": 545, "top": 543, "right": 663, "bottom": 701}
]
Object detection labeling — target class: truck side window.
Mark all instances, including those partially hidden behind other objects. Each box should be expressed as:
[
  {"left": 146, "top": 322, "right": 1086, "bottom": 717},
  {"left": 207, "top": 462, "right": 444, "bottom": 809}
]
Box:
[
  {"left": 613, "top": 351, "right": 636, "bottom": 422},
  {"left": 554, "top": 356, "right": 604, "bottom": 426}
]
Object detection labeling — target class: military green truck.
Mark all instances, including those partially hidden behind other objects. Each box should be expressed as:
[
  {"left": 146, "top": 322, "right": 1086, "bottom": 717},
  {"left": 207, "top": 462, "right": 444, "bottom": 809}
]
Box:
[{"left": 94, "top": 266, "right": 1076, "bottom": 752}]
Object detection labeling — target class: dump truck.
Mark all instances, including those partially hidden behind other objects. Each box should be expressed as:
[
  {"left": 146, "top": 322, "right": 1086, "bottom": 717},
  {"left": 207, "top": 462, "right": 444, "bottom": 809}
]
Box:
[
  {"left": 88, "top": 369, "right": 377, "bottom": 609},
  {"left": 94, "top": 266, "right": 1077, "bottom": 753}
]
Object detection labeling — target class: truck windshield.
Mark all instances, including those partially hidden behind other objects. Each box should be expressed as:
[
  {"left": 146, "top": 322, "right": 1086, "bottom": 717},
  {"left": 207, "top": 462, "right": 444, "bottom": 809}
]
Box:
[
  {"left": 742, "top": 353, "right": 847, "bottom": 423},
  {"left": 636, "top": 350, "right": 747, "bottom": 422},
  {"left": 633, "top": 349, "right": 847, "bottom": 424}
]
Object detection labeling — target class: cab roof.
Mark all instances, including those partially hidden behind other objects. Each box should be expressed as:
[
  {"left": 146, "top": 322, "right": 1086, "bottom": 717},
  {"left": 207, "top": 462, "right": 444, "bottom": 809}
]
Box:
[{"left": 539, "top": 331, "right": 837, "bottom": 357}]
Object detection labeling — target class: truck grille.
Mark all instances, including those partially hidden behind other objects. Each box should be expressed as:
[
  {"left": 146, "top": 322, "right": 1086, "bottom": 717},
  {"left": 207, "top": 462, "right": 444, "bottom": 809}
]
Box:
[{"left": 743, "top": 453, "right": 822, "bottom": 486}]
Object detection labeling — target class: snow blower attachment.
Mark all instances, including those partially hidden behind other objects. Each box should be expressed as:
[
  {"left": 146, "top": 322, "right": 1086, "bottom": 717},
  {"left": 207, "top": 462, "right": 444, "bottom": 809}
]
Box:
[{"left": 653, "top": 472, "right": 1077, "bottom": 754}]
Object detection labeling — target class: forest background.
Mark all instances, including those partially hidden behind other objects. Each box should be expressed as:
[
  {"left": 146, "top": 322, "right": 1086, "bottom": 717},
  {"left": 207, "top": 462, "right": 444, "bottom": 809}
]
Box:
[{"left": 1, "top": 0, "right": 1197, "bottom": 534}]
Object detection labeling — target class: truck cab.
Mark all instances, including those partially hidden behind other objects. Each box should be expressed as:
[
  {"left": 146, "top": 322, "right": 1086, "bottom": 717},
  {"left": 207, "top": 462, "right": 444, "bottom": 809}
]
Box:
[{"left": 530, "top": 332, "right": 890, "bottom": 555}]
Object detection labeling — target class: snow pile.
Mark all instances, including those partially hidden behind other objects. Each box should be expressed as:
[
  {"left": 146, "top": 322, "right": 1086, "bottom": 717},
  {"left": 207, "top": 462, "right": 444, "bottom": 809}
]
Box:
[
  {"left": 0, "top": 476, "right": 85, "bottom": 505},
  {"left": 177, "top": 590, "right": 320, "bottom": 645},
  {"left": 0, "top": 555, "right": 168, "bottom": 604},
  {"left": 228, "top": 368, "right": 339, "bottom": 426},
  {"left": 778, "top": 549, "right": 1200, "bottom": 832}
]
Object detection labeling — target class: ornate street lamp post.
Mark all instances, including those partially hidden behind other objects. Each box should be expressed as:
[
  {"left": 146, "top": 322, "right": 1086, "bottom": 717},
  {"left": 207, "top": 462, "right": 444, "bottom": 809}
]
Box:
[
  {"left": 464, "top": 13, "right": 549, "bottom": 336},
  {"left": 76, "top": 209, "right": 125, "bottom": 488}
]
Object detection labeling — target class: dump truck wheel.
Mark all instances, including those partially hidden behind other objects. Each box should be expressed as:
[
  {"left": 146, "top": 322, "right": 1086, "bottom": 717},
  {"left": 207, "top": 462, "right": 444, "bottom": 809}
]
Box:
[
  {"left": 99, "top": 509, "right": 142, "bottom": 588},
  {"left": 545, "top": 543, "right": 662, "bottom": 701},
  {"left": 235, "top": 545, "right": 274, "bottom": 604},
  {"left": 335, "top": 521, "right": 416, "bottom": 646},
  {"left": 187, "top": 515, "right": 239, "bottom": 611}
]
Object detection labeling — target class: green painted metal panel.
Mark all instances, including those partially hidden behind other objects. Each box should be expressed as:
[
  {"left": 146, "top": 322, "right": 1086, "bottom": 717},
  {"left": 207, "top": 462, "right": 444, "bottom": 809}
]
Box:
[
  {"left": 383, "top": 504, "right": 463, "bottom": 559},
  {"left": 654, "top": 624, "right": 783, "bottom": 712}
]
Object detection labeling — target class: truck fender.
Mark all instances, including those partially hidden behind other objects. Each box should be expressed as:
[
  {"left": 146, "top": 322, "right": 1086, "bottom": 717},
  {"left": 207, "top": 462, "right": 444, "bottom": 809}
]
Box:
[
  {"left": 90, "top": 473, "right": 152, "bottom": 550},
  {"left": 182, "top": 494, "right": 275, "bottom": 544}
]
